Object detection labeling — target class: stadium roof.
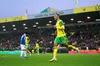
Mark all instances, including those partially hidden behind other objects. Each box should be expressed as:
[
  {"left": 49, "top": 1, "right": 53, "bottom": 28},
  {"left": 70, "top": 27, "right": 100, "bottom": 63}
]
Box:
[{"left": 0, "top": 11, "right": 100, "bottom": 33}]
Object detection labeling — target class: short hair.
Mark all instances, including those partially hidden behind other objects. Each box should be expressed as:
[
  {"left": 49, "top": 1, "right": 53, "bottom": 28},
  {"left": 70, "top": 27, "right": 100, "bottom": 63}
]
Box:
[
  {"left": 24, "top": 32, "right": 27, "bottom": 34},
  {"left": 55, "top": 13, "right": 60, "bottom": 17}
]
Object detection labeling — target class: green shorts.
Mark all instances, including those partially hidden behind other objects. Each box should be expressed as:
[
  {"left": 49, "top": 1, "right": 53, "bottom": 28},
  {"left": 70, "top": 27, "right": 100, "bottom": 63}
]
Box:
[
  {"left": 36, "top": 48, "right": 39, "bottom": 51},
  {"left": 26, "top": 44, "right": 29, "bottom": 49},
  {"left": 54, "top": 36, "right": 68, "bottom": 44}
]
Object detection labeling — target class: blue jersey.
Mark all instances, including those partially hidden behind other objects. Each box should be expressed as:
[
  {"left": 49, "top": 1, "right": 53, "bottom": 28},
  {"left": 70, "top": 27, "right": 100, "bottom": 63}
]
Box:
[{"left": 20, "top": 34, "right": 26, "bottom": 45}]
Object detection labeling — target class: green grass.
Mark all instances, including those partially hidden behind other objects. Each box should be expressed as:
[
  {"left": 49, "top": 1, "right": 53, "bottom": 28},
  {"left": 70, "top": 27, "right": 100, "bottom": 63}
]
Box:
[{"left": 0, "top": 54, "right": 100, "bottom": 66}]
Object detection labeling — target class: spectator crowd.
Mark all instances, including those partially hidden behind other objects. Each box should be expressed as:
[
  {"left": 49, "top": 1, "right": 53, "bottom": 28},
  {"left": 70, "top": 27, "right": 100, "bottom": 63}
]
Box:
[{"left": 0, "top": 30, "right": 100, "bottom": 51}]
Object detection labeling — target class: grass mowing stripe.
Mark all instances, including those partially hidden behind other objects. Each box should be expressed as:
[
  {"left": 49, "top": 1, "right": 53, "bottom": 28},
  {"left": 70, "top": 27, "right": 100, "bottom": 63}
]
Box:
[{"left": 0, "top": 54, "right": 100, "bottom": 66}]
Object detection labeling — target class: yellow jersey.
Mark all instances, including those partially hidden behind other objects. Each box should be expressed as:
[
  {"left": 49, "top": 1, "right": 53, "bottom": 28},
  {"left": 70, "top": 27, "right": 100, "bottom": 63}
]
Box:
[
  {"left": 36, "top": 43, "right": 39, "bottom": 48},
  {"left": 56, "top": 19, "right": 66, "bottom": 37},
  {"left": 25, "top": 36, "right": 30, "bottom": 44}
]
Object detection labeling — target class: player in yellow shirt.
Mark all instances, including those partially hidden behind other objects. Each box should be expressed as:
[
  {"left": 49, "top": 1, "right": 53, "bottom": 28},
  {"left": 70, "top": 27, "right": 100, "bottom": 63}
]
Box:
[
  {"left": 35, "top": 42, "right": 39, "bottom": 54},
  {"left": 49, "top": 13, "right": 79, "bottom": 62},
  {"left": 25, "top": 35, "right": 31, "bottom": 56}
]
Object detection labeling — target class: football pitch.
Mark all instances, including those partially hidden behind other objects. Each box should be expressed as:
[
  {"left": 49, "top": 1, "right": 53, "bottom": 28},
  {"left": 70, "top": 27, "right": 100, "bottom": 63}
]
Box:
[{"left": 0, "top": 54, "right": 100, "bottom": 66}]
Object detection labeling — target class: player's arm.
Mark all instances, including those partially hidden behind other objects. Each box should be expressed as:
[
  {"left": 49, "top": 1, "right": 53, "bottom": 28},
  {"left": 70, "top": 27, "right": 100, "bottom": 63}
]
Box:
[
  {"left": 27, "top": 37, "right": 30, "bottom": 43},
  {"left": 56, "top": 25, "right": 65, "bottom": 29},
  {"left": 56, "top": 21, "right": 65, "bottom": 29}
]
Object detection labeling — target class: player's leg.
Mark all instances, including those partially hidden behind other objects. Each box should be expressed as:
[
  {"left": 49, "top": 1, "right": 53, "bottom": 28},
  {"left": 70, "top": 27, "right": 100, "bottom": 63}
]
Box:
[
  {"left": 23, "top": 50, "right": 27, "bottom": 57},
  {"left": 26, "top": 44, "right": 31, "bottom": 56},
  {"left": 68, "top": 45, "right": 79, "bottom": 53},
  {"left": 36, "top": 48, "right": 39, "bottom": 55},
  {"left": 49, "top": 37, "right": 60, "bottom": 62},
  {"left": 65, "top": 37, "right": 79, "bottom": 53},
  {"left": 20, "top": 44, "right": 24, "bottom": 57},
  {"left": 20, "top": 44, "right": 27, "bottom": 58},
  {"left": 28, "top": 50, "right": 32, "bottom": 56},
  {"left": 26, "top": 49, "right": 32, "bottom": 56},
  {"left": 26, "top": 45, "right": 29, "bottom": 54},
  {"left": 20, "top": 50, "right": 24, "bottom": 57},
  {"left": 38, "top": 48, "right": 39, "bottom": 54},
  {"left": 22, "top": 45, "right": 28, "bottom": 58},
  {"left": 49, "top": 43, "right": 58, "bottom": 62}
]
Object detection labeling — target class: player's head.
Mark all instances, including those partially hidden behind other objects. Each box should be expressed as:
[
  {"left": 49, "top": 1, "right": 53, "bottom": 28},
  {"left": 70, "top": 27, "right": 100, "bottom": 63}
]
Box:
[
  {"left": 24, "top": 32, "right": 28, "bottom": 36},
  {"left": 54, "top": 13, "right": 60, "bottom": 21}
]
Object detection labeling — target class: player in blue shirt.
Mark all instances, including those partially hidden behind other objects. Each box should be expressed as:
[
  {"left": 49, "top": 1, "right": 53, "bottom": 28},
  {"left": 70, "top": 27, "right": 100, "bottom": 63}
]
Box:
[{"left": 20, "top": 33, "right": 28, "bottom": 58}]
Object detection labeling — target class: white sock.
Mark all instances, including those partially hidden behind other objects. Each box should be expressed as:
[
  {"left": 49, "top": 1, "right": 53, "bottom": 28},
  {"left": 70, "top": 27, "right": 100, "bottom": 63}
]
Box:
[
  {"left": 24, "top": 51, "right": 27, "bottom": 57},
  {"left": 53, "top": 56, "right": 56, "bottom": 59},
  {"left": 76, "top": 48, "right": 79, "bottom": 51},
  {"left": 20, "top": 51, "right": 23, "bottom": 57}
]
